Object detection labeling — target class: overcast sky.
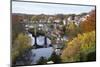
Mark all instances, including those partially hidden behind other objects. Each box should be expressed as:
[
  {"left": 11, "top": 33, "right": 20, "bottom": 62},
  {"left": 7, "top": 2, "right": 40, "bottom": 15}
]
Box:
[{"left": 12, "top": 1, "right": 95, "bottom": 15}]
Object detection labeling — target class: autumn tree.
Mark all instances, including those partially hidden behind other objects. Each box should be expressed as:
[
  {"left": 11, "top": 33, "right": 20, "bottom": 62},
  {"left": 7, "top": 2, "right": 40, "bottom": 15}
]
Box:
[
  {"left": 12, "top": 33, "right": 31, "bottom": 64},
  {"left": 12, "top": 14, "right": 26, "bottom": 43},
  {"left": 61, "top": 31, "right": 96, "bottom": 62},
  {"left": 79, "top": 9, "right": 96, "bottom": 33}
]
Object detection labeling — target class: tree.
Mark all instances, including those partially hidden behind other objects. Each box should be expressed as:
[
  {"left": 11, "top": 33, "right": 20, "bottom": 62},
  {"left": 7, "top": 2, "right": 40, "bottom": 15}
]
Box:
[
  {"left": 65, "top": 21, "right": 79, "bottom": 39},
  {"left": 12, "top": 33, "right": 31, "bottom": 63},
  {"left": 79, "top": 9, "right": 96, "bottom": 33},
  {"left": 61, "top": 31, "right": 96, "bottom": 62},
  {"left": 12, "top": 22, "right": 25, "bottom": 41}
]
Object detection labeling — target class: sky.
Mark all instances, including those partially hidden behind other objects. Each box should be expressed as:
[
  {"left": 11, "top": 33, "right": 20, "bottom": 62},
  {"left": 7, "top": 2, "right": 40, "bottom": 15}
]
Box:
[{"left": 12, "top": 1, "right": 95, "bottom": 15}]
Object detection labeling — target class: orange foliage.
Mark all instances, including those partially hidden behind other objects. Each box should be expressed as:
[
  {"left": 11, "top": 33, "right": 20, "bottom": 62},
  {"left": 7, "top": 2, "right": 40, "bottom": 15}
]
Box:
[{"left": 80, "top": 9, "right": 96, "bottom": 32}]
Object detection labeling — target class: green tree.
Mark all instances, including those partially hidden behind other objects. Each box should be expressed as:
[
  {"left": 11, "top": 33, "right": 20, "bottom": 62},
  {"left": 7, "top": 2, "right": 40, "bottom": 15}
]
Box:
[{"left": 65, "top": 22, "right": 79, "bottom": 39}]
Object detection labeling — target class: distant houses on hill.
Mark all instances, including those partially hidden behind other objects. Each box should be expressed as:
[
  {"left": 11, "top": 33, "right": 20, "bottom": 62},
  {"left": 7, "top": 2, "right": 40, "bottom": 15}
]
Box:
[{"left": 12, "top": 12, "right": 89, "bottom": 26}]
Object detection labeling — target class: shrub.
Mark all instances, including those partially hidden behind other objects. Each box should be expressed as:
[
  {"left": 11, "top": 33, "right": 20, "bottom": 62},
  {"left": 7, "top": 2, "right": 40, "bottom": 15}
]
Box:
[
  {"left": 48, "top": 52, "right": 61, "bottom": 63},
  {"left": 37, "top": 57, "right": 47, "bottom": 65}
]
